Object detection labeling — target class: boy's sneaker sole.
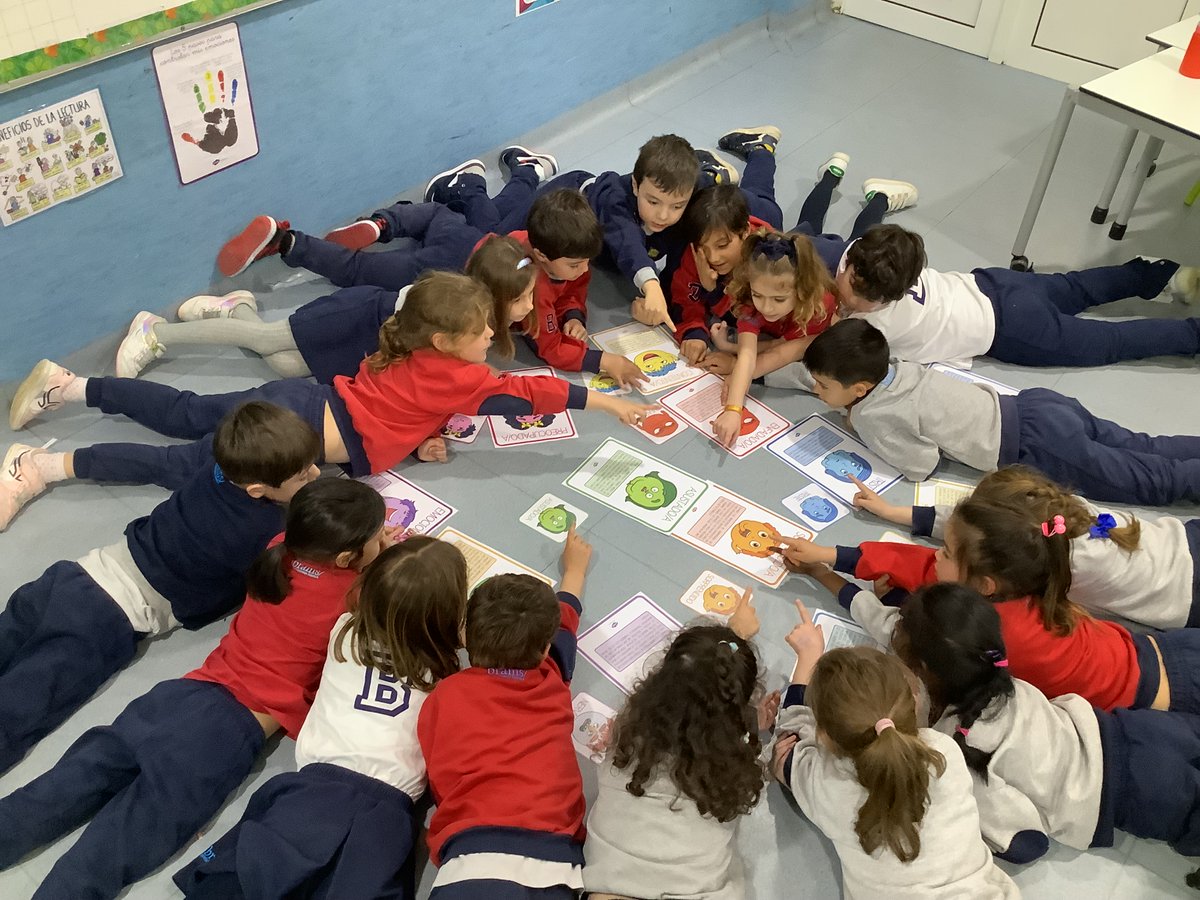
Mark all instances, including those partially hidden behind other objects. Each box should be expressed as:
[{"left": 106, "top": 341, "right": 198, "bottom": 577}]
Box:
[
  {"left": 499, "top": 145, "right": 559, "bottom": 181},
  {"left": 217, "top": 215, "right": 281, "bottom": 277},
  {"left": 696, "top": 149, "right": 740, "bottom": 186},
  {"left": 322, "top": 219, "right": 382, "bottom": 251},
  {"left": 424, "top": 159, "right": 486, "bottom": 202}
]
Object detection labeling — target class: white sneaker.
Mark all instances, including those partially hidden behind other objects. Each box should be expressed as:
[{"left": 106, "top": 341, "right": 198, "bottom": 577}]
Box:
[
  {"left": 116, "top": 311, "right": 166, "bottom": 379},
  {"left": 9, "top": 359, "right": 77, "bottom": 430},
  {"left": 820, "top": 152, "right": 850, "bottom": 181},
  {"left": 177, "top": 290, "right": 257, "bottom": 321},
  {"left": 499, "top": 146, "right": 559, "bottom": 182},
  {"left": 0, "top": 443, "right": 47, "bottom": 532},
  {"left": 1168, "top": 265, "right": 1200, "bottom": 304},
  {"left": 864, "top": 178, "right": 919, "bottom": 212}
]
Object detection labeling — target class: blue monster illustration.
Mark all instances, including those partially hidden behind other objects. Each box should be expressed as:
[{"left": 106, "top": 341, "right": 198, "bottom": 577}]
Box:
[
  {"left": 822, "top": 449, "right": 871, "bottom": 483},
  {"left": 799, "top": 495, "right": 839, "bottom": 523}
]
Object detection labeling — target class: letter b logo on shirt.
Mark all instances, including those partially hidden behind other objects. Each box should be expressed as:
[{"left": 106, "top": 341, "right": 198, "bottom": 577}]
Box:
[{"left": 354, "top": 669, "right": 411, "bottom": 717}]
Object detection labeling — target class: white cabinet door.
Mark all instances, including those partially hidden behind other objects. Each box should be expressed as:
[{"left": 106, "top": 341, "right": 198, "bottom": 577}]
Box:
[
  {"left": 839, "top": 0, "right": 1007, "bottom": 56},
  {"left": 998, "top": 0, "right": 1191, "bottom": 82}
]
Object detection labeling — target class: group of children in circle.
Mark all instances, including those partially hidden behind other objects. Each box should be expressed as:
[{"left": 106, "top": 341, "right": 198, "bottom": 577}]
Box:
[{"left": 1, "top": 123, "right": 1200, "bottom": 897}]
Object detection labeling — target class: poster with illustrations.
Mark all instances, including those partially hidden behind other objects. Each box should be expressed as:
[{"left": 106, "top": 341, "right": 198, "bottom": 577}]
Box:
[
  {"left": 767, "top": 415, "right": 902, "bottom": 505},
  {"left": 571, "top": 692, "right": 617, "bottom": 765},
  {"left": 0, "top": 88, "right": 121, "bottom": 227},
  {"left": 927, "top": 363, "right": 1018, "bottom": 396},
  {"left": 811, "top": 610, "right": 882, "bottom": 651},
  {"left": 488, "top": 367, "right": 578, "bottom": 447},
  {"left": 629, "top": 407, "right": 687, "bottom": 445},
  {"left": 440, "top": 413, "right": 485, "bottom": 444},
  {"left": 358, "top": 470, "right": 455, "bottom": 536},
  {"left": 678, "top": 570, "right": 747, "bottom": 619},
  {"left": 435, "top": 527, "right": 551, "bottom": 592},
  {"left": 153, "top": 23, "right": 258, "bottom": 185},
  {"left": 673, "top": 484, "right": 812, "bottom": 587},
  {"left": 782, "top": 485, "right": 850, "bottom": 532},
  {"left": 589, "top": 323, "right": 703, "bottom": 395},
  {"left": 519, "top": 493, "right": 588, "bottom": 543},
  {"left": 564, "top": 438, "right": 708, "bottom": 534},
  {"left": 577, "top": 594, "right": 680, "bottom": 694},
  {"left": 659, "top": 374, "right": 790, "bottom": 458}
]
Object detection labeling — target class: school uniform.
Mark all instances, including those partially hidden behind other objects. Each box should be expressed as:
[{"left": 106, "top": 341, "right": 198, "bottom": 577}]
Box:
[
  {"left": 774, "top": 689, "right": 1019, "bottom": 899},
  {"left": 838, "top": 543, "right": 1200, "bottom": 715},
  {"left": 836, "top": 248, "right": 1195, "bottom": 369},
  {"left": 737, "top": 146, "right": 785, "bottom": 231},
  {"left": 432, "top": 164, "right": 543, "bottom": 234},
  {"left": 845, "top": 359, "right": 1200, "bottom": 506},
  {"left": 0, "top": 457, "right": 282, "bottom": 774},
  {"left": 932, "top": 678, "right": 1200, "bottom": 860},
  {"left": 736, "top": 291, "right": 838, "bottom": 342},
  {"left": 175, "top": 612, "right": 427, "bottom": 899},
  {"left": 289, "top": 284, "right": 410, "bottom": 384},
  {"left": 0, "top": 553, "right": 355, "bottom": 900},
  {"left": 912, "top": 502, "right": 1200, "bottom": 629},
  {"left": 418, "top": 592, "right": 586, "bottom": 897}
]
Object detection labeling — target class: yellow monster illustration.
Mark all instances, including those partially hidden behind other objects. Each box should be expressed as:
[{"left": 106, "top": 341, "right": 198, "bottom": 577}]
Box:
[{"left": 730, "top": 520, "right": 783, "bottom": 558}]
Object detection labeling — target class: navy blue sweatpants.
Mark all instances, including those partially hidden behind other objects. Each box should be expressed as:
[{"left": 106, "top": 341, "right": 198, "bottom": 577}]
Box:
[
  {"left": 174, "top": 763, "right": 417, "bottom": 900},
  {"left": 1005, "top": 389, "right": 1200, "bottom": 506},
  {"left": 738, "top": 148, "right": 784, "bottom": 230},
  {"left": 71, "top": 432, "right": 214, "bottom": 491},
  {"left": 284, "top": 203, "right": 483, "bottom": 290},
  {"left": 0, "top": 678, "right": 265, "bottom": 900},
  {"left": 431, "top": 164, "right": 541, "bottom": 233},
  {"left": 0, "top": 562, "right": 140, "bottom": 775},
  {"left": 981, "top": 258, "right": 1200, "bottom": 366},
  {"left": 288, "top": 285, "right": 399, "bottom": 384}
]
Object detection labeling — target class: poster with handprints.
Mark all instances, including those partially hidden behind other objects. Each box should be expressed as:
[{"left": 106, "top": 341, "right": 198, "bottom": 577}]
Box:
[
  {"left": 153, "top": 22, "right": 258, "bottom": 185},
  {"left": 0, "top": 88, "right": 122, "bottom": 227}
]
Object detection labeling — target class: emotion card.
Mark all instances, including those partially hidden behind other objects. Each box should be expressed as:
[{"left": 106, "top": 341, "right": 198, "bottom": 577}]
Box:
[
  {"left": 571, "top": 692, "right": 617, "bottom": 765},
  {"left": 577, "top": 593, "right": 680, "bottom": 694},
  {"left": 589, "top": 322, "right": 703, "bottom": 395},
  {"left": 488, "top": 366, "right": 578, "bottom": 447},
  {"left": 781, "top": 484, "right": 849, "bottom": 532},
  {"left": 766, "top": 415, "right": 902, "bottom": 505},
  {"left": 678, "top": 570, "right": 747, "bottom": 618},
  {"left": 440, "top": 413, "right": 485, "bottom": 444},
  {"left": 434, "top": 527, "right": 551, "bottom": 592},
  {"left": 519, "top": 493, "right": 589, "bottom": 543},
  {"left": 659, "top": 374, "right": 789, "bottom": 458},
  {"left": 358, "top": 470, "right": 456, "bottom": 535}
]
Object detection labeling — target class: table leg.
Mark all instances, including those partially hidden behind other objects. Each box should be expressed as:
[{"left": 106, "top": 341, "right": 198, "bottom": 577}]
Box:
[
  {"left": 1109, "top": 135, "right": 1163, "bottom": 241},
  {"left": 1012, "top": 89, "right": 1078, "bottom": 271},
  {"left": 1091, "top": 126, "right": 1137, "bottom": 224}
]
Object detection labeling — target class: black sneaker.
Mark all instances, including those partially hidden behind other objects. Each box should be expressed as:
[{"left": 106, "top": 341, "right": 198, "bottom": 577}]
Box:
[
  {"left": 499, "top": 145, "right": 559, "bottom": 182},
  {"left": 695, "top": 149, "right": 740, "bottom": 186},
  {"left": 717, "top": 126, "right": 782, "bottom": 159},
  {"left": 424, "top": 159, "right": 486, "bottom": 203}
]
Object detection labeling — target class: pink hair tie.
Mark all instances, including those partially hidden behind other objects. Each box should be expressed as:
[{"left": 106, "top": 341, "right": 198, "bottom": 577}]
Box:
[
  {"left": 1041, "top": 514, "right": 1066, "bottom": 537},
  {"left": 874, "top": 718, "right": 895, "bottom": 735},
  {"left": 993, "top": 658, "right": 1010, "bottom": 668},
  {"left": 955, "top": 726, "right": 969, "bottom": 738}
]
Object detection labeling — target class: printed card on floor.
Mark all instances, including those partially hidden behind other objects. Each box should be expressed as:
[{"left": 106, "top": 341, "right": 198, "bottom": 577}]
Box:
[
  {"left": 568, "top": 371, "right": 632, "bottom": 397},
  {"left": 589, "top": 322, "right": 703, "bottom": 394},
  {"left": 629, "top": 407, "right": 688, "bottom": 445},
  {"left": 673, "top": 484, "right": 814, "bottom": 587},
  {"left": 564, "top": 438, "right": 708, "bottom": 534},
  {"left": 578, "top": 594, "right": 680, "bottom": 694},
  {"left": 519, "top": 493, "right": 589, "bottom": 543},
  {"left": 440, "top": 413, "right": 486, "bottom": 444},
  {"left": 766, "top": 415, "right": 902, "bottom": 505},
  {"left": 879, "top": 530, "right": 917, "bottom": 545},
  {"left": 811, "top": 610, "right": 882, "bottom": 651},
  {"left": 571, "top": 692, "right": 617, "bottom": 765},
  {"left": 678, "top": 570, "right": 747, "bottom": 618},
  {"left": 914, "top": 477, "right": 974, "bottom": 508},
  {"left": 659, "top": 374, "right": 790, "bottom": 458},
  {"left": 358, "top": 471, "right": 455, "bottom": 535},
  {"left": 488, "top": 366, "right": 577, "bottom": 447},
  {"left": 927, "top": 363, "right": 1018, "bottom": 396},
  {"left": 434, "top": 527, "right": 550, "bottom": 592},
  {"left": 782, "top": 485, "right": 850, "bottom": 532}
]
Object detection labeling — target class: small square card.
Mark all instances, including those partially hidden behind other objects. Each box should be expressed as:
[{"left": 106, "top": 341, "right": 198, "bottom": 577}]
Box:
[
  {"left": 571, "top": 692, "right": 617, "bottom": 765},
  {"left": 519, "top": 493, "right": 589, "bottom": 542},
  {"left": 782, "top": 485, "right": 849, "bottom": 532},
  {"left": 678, "top": 570, "right": 747, "bottom": 618}
]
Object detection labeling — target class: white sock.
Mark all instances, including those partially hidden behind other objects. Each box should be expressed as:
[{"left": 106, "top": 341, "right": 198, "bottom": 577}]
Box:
[
  {"left": 30, "top": 450, "right": 69, "bottom": 483},
  {"left": 62, "top": 376, "right": 88, "bottom": 403}
]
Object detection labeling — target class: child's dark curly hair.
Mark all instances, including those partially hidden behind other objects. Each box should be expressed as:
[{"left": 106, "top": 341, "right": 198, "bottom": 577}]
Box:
[{"left": 609, "top": 623, "right": 764, "bottom": 822}]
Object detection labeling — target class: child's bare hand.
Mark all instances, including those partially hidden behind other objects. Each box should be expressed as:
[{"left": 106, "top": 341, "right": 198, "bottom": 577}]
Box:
[
  {"left": 611, "top": 398, "right": 656, "bottom": 427},
  {"left": 680, "top": 339, "right": 708, "bottom": 365},
  {"left": 772, "top": 732, "right": 799, "bottom": 784},
  {"left": 701, "top": 351, "right": 735, "bottom": 375},
  {"left": 757, "top": 689, "right": 782, "bottom": 731},
  {"left": 560, "top": 525, "right": 592, "bottom": 574},
  {"left": 631, "top": 289, "right": 676, "bottom": 333},
  {"left": 692, "top": 244, "right": 719, "bottom": 292},
  {"left": 710, "top": 321, "right": 737, "bottom": 352},
  {"left": 601, "top": 353, "right": 647, "bottom": 389},
  {"left": 384, "top": 525, "right": 413, "bottom": 544},
  {"left": 711, "top": 409, "right": 742, "bottom": 448},
  {"left": 848, "top": 475, "right": 890, "bottom": 517},
  {"left": 873, "top": 575, "right": 892, "bottom": 596},
  {"left": 416, "top": 436, "right": 448, "bottom": 463},
  {"left": 786, "top": 600, "right": 826, "bottom": 675},
  {"left": 786, "top": 558, "right": 831, "bottom": 577},
  {"left": 727, "top": 586, "right": 759, "bottom": 639},
  {"left": 770, "top": 535, "right": 831, "bottom": 567},
  {"left": 563, "top": 319, "right": 588, "bottom": 341}
]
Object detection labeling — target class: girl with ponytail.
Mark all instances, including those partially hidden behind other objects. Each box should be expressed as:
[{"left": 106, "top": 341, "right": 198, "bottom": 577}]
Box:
[
  {"left": 771, "top": 605, "right": 1017, "bottom": 899},
  {"left": 779, "top": 494, "right": 1200, "bottom": 715},
  {"left": 897, "top": 582, "right": 1200, "bottom": 884},
  {"left": 583, "top": 608, "right": 771, "bottom": 900}
]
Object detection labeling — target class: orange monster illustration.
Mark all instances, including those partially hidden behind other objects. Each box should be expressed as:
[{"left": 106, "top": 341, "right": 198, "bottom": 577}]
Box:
[
  {"left": 730, "top": 520, "right": 783, "bottom": 558},
  {"left": 702, "top": 583, "right": 740, "bottom": 614}
]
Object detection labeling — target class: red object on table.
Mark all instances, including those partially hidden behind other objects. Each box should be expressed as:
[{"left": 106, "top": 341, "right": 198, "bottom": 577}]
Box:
[{"left": 1181, "top": 24, "right": 1200, "bottom": 79}]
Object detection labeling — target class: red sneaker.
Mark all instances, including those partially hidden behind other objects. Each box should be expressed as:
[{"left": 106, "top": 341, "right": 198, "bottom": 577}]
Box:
[
  {"left": 217, "top": 215, "right": 290, "bottom": 277},
  {"left": 322, "top": 218, "right": 382, "bottom": 251}
]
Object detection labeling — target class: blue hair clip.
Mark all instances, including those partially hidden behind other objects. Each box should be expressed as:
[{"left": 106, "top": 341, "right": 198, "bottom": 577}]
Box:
[
  {"left": 752, "top": 236, "right": 797, "bottom": 262},
  {"left": 1089, "top": 513, "right": 1117, "bottom": 539},
  {"left": 720, "top": 640, "right": 740, "bottom": 652}
]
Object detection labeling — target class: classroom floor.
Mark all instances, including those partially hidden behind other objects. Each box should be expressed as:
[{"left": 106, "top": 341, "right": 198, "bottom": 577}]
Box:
[{"left": 3, "top": 11, "right": 1200, "bottom": 899}]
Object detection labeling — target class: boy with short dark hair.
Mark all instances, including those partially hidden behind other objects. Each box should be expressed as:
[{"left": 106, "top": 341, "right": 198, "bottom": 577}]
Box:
[
  {"left": 802, "top": 318, "right": 1200, "bottom": 507},
  {"left": 830, "top": 224, "right": 1200, "bottom": 369},
  {"left": 417, "top": 530, "right": 593, "bottom": 898},
  {"left": 0, "top": 401, "right": 320, "bottom": 773}
]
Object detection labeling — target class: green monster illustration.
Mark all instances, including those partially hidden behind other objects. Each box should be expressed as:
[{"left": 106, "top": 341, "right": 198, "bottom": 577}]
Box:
[
  {"left": 624, "top": 471, "right": 678, "bottom": 510},
  {"left": 537, "top": 504, "right": 576, "bottom": 534}
]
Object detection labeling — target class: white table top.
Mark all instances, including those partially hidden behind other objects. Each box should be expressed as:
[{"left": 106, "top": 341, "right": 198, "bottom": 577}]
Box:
[
  {"left": 1081, "top": 47, "right": 1200, "bottom": 139},
  {"left": 1146, "top": 14, "right": 1198, "bottom": 50}
]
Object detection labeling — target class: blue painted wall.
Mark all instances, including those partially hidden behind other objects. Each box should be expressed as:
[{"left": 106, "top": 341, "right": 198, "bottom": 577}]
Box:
[{"left": 0, "top": 0, "right": 811, "bottom": 380}]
